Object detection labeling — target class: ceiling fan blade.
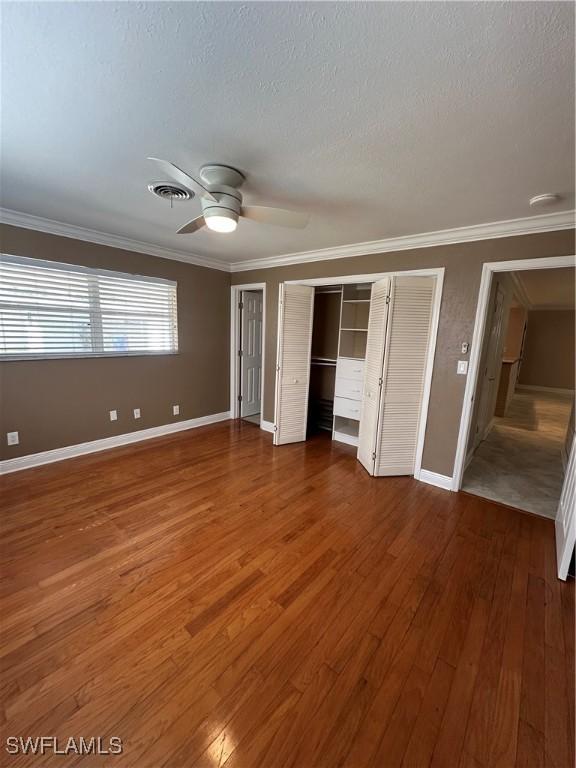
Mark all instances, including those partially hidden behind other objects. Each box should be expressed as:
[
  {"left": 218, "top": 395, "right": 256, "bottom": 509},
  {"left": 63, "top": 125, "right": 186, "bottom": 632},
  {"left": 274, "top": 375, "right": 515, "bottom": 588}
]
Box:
[
  {"left": 177, "top": 216, "right": 206, "bottom": 234},
  {"left": 241, "top": 205, "right": 309, "bottom": 229},
  {"left": 148, "top": 157, "right": 217, "bottom": 202}
]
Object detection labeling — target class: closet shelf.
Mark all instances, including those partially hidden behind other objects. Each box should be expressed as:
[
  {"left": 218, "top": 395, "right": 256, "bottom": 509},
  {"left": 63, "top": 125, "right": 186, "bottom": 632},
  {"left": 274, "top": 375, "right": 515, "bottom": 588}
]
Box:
[
  {"left": 311, "top": 357, "right": 337, "bottom": 367},
  {"left": 342, "top": 299, "right": 371, "bottom": 303},
  {"left": 340, "top": 328, "right": 369, "bottom": 332}
]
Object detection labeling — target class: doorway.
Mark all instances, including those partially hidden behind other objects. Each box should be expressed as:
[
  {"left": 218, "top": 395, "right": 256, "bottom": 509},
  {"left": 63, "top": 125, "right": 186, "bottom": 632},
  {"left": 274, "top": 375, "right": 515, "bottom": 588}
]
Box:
[
  {"left": 453, "top": 255, "right": 575, "bottom": 579},
  {"left": 230, "top": 284, "right": 266, "bottom": 427}
]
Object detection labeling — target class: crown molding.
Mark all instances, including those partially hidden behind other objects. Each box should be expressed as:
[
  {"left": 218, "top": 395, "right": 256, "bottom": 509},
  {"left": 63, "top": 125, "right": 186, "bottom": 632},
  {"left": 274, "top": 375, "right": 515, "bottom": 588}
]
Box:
[
  {"left": 0, "top": 208, "right": 230, "bottom": 272},
  {"left": 229, "top": 209, "right": 575, "bottom": 272},
  {"left": 509, "top": 271, "right": 533, "bottom": 310},
  {"left": 2, "top": 207, "right": 574, "bottom": 275}
]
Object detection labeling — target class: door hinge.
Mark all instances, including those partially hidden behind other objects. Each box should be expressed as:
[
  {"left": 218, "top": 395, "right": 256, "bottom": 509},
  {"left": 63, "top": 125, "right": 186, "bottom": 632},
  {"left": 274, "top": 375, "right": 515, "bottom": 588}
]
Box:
[
  {"left": 238, "top": 394, "right": 243, "bottom": 402},
  {"left": 238, "top": 301, "right": 243, "bottom": 310},
  {"left": 238, "top": 349, "right": 243, "bottom": 357},
  {"left": 274, "top": 425, "right": 278, "bottom": 432},
  {"left": 385, "top": 295, "right": 391, "bottom": 304},
  {"left": 372, "top": 451, "right": 376, "bottom": 460},
  {"left": 276, "top": 365, "right": 280, "bottom": 372},
  {"left": 378, "top": 377, "right": 383, "bottom": 386}
]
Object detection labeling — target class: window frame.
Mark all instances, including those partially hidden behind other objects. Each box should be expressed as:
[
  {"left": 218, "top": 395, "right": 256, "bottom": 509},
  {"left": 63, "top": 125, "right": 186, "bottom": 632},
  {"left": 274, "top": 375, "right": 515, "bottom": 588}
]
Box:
[{"left": 0, "top": 253, "right": 179, "bottom": 361}]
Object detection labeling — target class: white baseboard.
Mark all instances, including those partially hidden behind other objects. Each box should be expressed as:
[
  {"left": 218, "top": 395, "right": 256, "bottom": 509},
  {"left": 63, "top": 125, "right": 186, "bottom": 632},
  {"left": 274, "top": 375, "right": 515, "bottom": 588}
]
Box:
[
  {"left": 416, "top": 469, "right": 455, "bottom": 491},
  {"left": 333, "top": 430, "right": 359, "bottom": 447},
  {"left": 517, "top": 385, "right": 575, "bottom": 396},
  {"left": 0, "top": 411, "right": 231, "bottom": 475},
  {"left": 260, "top": 420, "right": 275, "bottom": 433}
]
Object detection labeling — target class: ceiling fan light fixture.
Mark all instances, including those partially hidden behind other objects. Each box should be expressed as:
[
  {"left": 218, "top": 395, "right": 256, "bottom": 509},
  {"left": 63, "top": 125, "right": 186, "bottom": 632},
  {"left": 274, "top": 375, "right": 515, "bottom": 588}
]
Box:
[{"left": 204, "top": 209, "right": 238, "bottom": 233}]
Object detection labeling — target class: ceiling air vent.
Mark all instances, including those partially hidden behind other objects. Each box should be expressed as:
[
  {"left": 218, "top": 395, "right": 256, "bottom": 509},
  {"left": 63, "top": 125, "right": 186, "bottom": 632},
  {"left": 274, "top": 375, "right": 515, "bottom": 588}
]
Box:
[{"left": 148, "top": 182, "right": 193, "bottom": 201}]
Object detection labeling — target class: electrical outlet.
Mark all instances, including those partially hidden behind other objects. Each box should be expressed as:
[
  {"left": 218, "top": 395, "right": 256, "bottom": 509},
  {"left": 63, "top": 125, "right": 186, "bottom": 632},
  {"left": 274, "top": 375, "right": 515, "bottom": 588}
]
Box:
[
  {"left": 109, "top": 410, "right": 118, "bottom": 422},
  {"left": 6, "top": 431, "right": 19, "bottom": 446},
  {"left": 461, "top": 342, "right": 469, "bottom": 354},
  {"left": 172, "top": 405, "right": 180, "bottom": 416},
  {"left": 133, "top": 408, "right": 141, "bottom": 419}
]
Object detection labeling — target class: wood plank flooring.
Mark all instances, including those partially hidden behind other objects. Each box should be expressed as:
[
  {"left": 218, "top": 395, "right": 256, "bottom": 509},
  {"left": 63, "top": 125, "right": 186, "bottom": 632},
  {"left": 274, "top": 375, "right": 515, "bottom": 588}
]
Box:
[{"left": 0, "top": 421, "right": 573, "bottom": 767}]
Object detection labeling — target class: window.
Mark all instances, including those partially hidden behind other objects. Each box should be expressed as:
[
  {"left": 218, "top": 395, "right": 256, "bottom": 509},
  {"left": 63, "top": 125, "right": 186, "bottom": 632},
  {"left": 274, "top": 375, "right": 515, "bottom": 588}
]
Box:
[{"left": 0, "top": 254, "right": 178, "bottom": 360}]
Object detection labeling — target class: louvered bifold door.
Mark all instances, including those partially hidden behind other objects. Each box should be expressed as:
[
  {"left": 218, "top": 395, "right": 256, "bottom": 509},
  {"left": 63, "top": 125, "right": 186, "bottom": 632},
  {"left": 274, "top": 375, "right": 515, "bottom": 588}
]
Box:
[
  {"left": 357, "top": 278, "right": 391, "bottom": 474},
  {"left": 273, "top": 284, "right": 315, "bottom": 445},
  {"left": 374, "top": 275, "right": 435, "bottom": 476}
]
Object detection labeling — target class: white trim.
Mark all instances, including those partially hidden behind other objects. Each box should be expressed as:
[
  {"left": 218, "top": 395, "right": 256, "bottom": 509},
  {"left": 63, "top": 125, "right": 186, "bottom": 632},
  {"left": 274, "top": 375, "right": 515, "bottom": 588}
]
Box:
[
  {"left": 285, "top": 267, "right": 443, "bottom": 287},
  {"left": 509, "top": 272, "right": 533, "bottom": 310},
  {"left": 452, "top": 254, "right": 576, "bottom": 492},
  {"left": 230, "top": 283, "right": 266, "bottom": 427},
  {"left": 0, "top": 411, "right": 231, "bottom": 475},
  {"left": 3, "top": 207, "right": 573, "bottom": 275},
  {"left": 415, "top": 469, "right": 454, "bottom": 491},
  {"left": 333, "top": 431, "right": 359, "bottom": 448},
  {"left": 230, "top": 210, "right": 575, "bottom": 272},
  {"left": 517, "top": 385, "right": 575, "bottom": 396},
  {"left": 0, "top": 208, "right": 229, "bottom": 272},
  {"left": 260, "top": 420, "right": 275, "bottom": 433}
]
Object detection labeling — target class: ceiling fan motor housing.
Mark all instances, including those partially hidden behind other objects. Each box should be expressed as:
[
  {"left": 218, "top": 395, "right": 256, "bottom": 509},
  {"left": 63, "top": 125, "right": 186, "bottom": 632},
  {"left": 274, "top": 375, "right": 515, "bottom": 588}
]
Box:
[{"left": 201, "top": 187, "right": 242, "bottom": 225}]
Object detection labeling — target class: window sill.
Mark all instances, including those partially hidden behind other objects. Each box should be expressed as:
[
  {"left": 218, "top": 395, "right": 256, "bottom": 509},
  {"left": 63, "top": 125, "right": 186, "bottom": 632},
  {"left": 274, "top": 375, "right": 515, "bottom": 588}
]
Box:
[{"left": 0, "top": 351, "right": 180, "bottom": 362}]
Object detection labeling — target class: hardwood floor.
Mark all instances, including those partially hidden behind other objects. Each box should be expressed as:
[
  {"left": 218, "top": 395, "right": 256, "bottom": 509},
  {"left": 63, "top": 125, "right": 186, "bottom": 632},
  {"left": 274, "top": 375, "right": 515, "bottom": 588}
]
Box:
[{"left": 0, "top": 421, "right": 573, "bottom": 767}]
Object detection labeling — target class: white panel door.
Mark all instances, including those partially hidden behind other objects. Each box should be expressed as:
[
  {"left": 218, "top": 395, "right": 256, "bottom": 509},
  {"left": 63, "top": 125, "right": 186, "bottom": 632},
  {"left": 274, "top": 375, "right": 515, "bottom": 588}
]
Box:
[
  {"left": 240, "top": 290, "right": 263, "bottom": 417},
  {"left": 374, "top": 276, "right": 435, "bottom": 476},
  {"left": 273, "top": 284, "right": 315, "bottom": 445},
  {"left": 357, "top": 278, "right": 391, "bottom": 474},
  {"left": 556, "top": 434, "right": 575, "bottom": 580}
]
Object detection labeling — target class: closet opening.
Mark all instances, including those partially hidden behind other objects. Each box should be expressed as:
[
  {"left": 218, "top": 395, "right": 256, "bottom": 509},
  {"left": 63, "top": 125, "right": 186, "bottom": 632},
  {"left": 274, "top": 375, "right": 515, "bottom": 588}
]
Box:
[
  {"left": 307, "top": 283, "right": 371, "bottom": 445},
  {"left": 273, "top": 270, "right": 444, "bottom": 483},
  {"left": 230, "top": 283, "right": 266, "bottom": 427}
]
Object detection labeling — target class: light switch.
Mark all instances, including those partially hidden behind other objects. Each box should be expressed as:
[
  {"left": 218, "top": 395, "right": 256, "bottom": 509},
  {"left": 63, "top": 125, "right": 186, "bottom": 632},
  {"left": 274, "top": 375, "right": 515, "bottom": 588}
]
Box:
[
  {"left": 133, "top": 408, "right": 141, "bottom": 419},
  {"left": 109, "top": 410, "right": 118, "bottom": 421},
  {"left": 457, "top": 360, "right": 469, "bottom": 375},
  {"left": 172, "top": 405, "right": 180, "bottom": 416},
  {"left": 6, "top": 431, "right": 19, "bottom": 446}
]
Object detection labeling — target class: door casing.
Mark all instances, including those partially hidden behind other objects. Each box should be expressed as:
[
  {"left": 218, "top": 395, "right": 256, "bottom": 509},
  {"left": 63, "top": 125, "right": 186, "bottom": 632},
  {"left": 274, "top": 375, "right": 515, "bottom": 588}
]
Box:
[{"left": 453, "top": 254, "right": 576, "bottom": 492}]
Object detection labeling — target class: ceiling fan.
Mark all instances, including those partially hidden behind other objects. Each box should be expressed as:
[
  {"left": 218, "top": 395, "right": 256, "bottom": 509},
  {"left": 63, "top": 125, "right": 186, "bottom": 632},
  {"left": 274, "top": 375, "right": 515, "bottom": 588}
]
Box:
[{"left": 148, "top": 158, "right": 309, "bottom": 234}]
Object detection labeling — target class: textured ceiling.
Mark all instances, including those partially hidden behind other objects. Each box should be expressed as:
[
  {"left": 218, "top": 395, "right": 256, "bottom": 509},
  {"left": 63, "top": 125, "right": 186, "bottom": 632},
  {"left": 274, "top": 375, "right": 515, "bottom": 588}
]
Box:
[
  {"left": 512, "top": 268, "right": 575, "bottom": 310},
  {"left": 1, "top": 1, "right": 574, "bottom": 265}
]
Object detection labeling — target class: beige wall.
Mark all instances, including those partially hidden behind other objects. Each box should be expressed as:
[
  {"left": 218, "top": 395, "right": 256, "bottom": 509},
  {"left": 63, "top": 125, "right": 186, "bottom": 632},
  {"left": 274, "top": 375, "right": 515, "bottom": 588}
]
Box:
[
  {"left": 519, "top": 309, "right": 575, "bottom": 390},
  {"left": 232, "top": 230, "right": 575, "bottom": 477},
  {"left": 0, "top": 225, "right": 230, "bottom": 460}
]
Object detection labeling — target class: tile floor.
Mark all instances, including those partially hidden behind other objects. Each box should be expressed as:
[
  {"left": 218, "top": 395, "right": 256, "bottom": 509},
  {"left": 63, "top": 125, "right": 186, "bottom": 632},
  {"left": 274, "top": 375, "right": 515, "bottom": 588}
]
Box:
[{"left": 462, "top": 389, "right": 573, "bottom": 518}]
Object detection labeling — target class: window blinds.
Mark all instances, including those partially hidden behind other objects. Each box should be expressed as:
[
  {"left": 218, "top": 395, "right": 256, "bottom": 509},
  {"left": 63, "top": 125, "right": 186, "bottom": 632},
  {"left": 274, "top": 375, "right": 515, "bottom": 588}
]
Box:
[{"left": 0, "top": 254, "right": 178, "bottom": 359}]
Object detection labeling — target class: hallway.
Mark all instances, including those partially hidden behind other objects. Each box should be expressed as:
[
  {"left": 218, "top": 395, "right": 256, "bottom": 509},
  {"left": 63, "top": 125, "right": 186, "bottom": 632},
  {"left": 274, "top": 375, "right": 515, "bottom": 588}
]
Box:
[{"left": 462, "top": 389, "right": 573, "bottom": 517}]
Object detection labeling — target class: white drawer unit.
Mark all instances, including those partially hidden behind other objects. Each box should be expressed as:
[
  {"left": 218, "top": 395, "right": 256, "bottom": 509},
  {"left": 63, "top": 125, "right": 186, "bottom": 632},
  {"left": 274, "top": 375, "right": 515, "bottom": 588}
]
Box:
[
  {"left": 333, "top": 396, "right": 362, "bottom": 420},
  {"left": 335, "top": 377, "right": 363, "bottom": 400},
  {"left": 336, "top": 357, "right": 365, "bottom": 382}
]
